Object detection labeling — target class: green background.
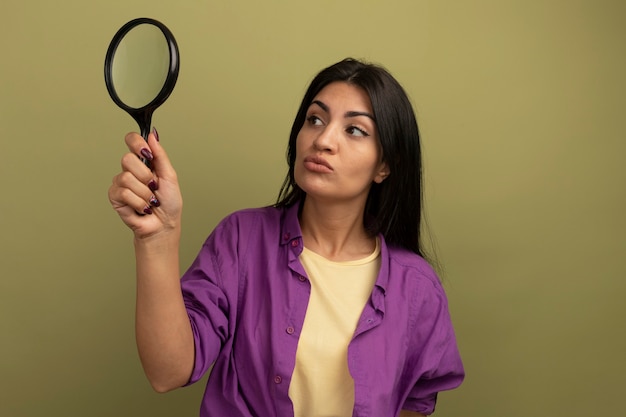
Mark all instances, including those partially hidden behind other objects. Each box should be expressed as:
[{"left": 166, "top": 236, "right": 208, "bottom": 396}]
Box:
[{"left": 1, "top": 1, "right": 624, "bottom": 416}]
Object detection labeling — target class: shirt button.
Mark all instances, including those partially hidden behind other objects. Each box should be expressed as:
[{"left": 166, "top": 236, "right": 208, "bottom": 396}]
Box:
[
  {"left": 298, "top": 275, "right": 306, "bottom": 282},
  {"left": 286, "top": 326, "right": 295, "bottom": 335},
  {"left": 283, "top": 233, "right": 290, "bottom": 241},
  {"left": 291, "top": 239, "right": 299, "bottom": 247},
  {"left": 274, "top": 375, "right": 282, "bottom": 384}
]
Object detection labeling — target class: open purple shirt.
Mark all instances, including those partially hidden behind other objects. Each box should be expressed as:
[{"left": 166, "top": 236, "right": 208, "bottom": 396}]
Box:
[{"left": 181, "top": 202, "right": 464, "bottom": 416}]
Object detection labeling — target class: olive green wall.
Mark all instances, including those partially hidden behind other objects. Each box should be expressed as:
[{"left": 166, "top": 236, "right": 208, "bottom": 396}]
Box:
[{"left": 1, "top": 1, "right": 624, "bottom": 416}]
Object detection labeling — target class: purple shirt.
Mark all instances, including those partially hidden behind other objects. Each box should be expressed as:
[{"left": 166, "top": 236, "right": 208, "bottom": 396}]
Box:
[{"left": 181, "top": 202, "right": 464, "bottom": 416}]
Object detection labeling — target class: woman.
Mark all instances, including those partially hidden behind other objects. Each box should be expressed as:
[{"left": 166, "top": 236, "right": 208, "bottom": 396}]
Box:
[{"left": 108, "top": 58, "right": 464, "bottom": 416}]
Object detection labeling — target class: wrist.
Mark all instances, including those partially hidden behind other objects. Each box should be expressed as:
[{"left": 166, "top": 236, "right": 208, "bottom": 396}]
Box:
[{"left": 134, "top": 228, "right": 181, "bottom": 255}]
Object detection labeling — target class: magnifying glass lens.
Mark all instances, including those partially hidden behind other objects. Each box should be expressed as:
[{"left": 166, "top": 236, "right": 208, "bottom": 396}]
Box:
[{"left": 110, "top": 24, "right": 171, "bottom": 109}]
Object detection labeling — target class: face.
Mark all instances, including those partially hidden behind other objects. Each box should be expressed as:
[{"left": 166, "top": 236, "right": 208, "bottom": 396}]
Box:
[{"left": 294, "top": 82, "right": 389, "bottom": 205}]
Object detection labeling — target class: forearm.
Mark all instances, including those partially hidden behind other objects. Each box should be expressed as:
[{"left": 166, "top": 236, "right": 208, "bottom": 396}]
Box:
[{"left": 134, "top": 231, "right": 194, "bottom": 392}]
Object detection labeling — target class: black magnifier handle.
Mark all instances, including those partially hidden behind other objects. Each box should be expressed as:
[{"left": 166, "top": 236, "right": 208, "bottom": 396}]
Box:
[{"left": 134, "top": 110, "right": 154, "bottom": 168}]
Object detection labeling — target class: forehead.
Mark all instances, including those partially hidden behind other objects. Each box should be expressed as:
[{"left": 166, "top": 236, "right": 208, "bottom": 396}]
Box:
[{"left": 311, "top": 82, "right": 373, "bottom": 112}]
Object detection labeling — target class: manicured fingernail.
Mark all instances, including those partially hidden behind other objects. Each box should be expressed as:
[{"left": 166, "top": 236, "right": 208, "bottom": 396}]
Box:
[
  {"left": 143, "top": 206, "right": 153, "bottom": 215},
  {"left": 148, "top": 180, "right": 158, "bottom": 192},
  {"left": 152, "top": 127, "right": 159, "bottom": 142},
  {"left": 140, "top": 148, "right": 153, "bottom": 161},
  {"left": 149, "top": 196, "right": 160, "bottom": 207}
]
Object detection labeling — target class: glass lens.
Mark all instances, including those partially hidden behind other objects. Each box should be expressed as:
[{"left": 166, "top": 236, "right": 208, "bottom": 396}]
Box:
[{"left": 111, "top": 24, "right": 170, "bottom": 109}]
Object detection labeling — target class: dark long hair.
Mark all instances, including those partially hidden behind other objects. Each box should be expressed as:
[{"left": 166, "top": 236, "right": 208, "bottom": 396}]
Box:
[{"left": 276, "top": 58, "right": 428, "bottom": 258}]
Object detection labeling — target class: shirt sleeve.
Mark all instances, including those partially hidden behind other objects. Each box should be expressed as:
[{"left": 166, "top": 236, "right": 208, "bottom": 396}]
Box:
[
  {"left": 180, "top": 216, "right": 240, "bottom": 385},
  {"left": 402, "top": 282, "right": 465, "bottom": 415}
]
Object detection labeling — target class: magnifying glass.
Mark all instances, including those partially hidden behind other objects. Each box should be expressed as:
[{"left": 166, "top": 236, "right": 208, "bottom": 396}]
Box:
[{"left": 104, "top": 17, "right": 180, "bottom": 168}]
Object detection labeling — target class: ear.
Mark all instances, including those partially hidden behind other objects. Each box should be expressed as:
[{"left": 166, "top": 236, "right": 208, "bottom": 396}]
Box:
[{"left": 373, "top": 162, "right": 390, "bottom": 184}]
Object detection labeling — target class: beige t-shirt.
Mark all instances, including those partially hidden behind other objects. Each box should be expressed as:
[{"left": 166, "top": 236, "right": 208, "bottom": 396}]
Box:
[{"left": 289, "top": 239, "right": 380, "bottom": 417}]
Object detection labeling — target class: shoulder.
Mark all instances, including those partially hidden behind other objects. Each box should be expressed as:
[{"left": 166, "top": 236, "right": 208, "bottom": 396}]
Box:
[
  {"left": 222, "top": 205, "right": 284, "bottom": 222},
  {"left": 202, "top": 205, "right": 292, "bottom": 253},
  {"left": 197, "top": 206, "right": 286, "bottom": 271},
  {"left": 385, "top": 244, "right": 443, "bottom": 293},
  {"left": 213, "top": 205, "right": 284, "bottom": 234}
]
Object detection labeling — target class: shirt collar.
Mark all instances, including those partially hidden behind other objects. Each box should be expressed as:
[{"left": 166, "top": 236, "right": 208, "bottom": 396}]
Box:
[
  {"left": 372, "top": 233, "right": 389, "bottom": 313},
  {"left": 281, "top": 200, "right": 388, "bottom": 315},
  {"left": 280, "top": 199, "right": 389, "bottom": 282},
  {"left": 280, "top": 201, "right": 303, "bottom": 248}
]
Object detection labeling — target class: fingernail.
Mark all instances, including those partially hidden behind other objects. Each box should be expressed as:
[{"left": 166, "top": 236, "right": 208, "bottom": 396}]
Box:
[
  {"left": 140, "top": 148, "right": 154, "bottom": 161},
  {"left": 148, "top": 180, "right": 158, "bottom": 192},
  {"left": 143, "top": 206, "right": 153, "bottom": 215},
  {"left": 149, "top": 196, "right": 160, "bottom": 207},
  {"left": 152, "top": 127, "right": 159, "bottom": 142}
]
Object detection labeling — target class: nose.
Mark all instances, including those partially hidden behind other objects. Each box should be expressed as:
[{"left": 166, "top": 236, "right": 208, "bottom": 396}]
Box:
[{"left": 313, "top": 124, "right": 338, "bottom": 153}]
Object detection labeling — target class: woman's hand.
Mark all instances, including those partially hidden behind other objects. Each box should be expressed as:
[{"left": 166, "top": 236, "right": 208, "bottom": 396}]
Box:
[{"left": 108, "top": 129, "right": 183, "bottom": 240}]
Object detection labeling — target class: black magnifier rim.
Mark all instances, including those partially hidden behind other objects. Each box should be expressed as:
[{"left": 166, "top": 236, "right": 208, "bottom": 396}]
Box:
[{"left": 104, "top": 17, "right": 180, "bottom": 113}]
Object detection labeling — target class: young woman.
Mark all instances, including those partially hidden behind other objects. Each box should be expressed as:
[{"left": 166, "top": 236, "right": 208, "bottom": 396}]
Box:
[{"left": 108, "top": 58, "right": 464, "bottom": 416}]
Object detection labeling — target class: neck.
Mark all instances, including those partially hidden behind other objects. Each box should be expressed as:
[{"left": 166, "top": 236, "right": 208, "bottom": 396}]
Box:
[{"left": 299, "top": 197, "right": 375, "bottom": 261}]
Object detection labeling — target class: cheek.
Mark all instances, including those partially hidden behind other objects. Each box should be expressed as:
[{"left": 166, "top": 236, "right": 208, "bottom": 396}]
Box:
[
  {"left": 293, "top": 129, "right": 313, "bottom": 167},
  {"left": 294, "top": 133, "right": 305, "bottom": 159},
  {"left": 293, "top": 141, "right": 304, "bottom": 185},
  {"left": 351, "top": 149, "right": 381, "bottom": 177}
]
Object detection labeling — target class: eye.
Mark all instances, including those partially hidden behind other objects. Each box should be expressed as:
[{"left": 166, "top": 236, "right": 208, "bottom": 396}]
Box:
[
  {"left": 346, "top": 125, "right": 369, "bottom": 137},
  {"left": 306, "top": 115, "right": 323, "bottom": 126}
]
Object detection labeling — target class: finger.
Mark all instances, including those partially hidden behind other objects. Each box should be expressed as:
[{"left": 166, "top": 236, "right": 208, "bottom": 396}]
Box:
[
  {"left": 145, "top": 128, "right": 178, "bottom": 180},
  {"left": 110, "top": 171, "right": 153, "bottom": 213},
  {"left": 123, "top": 131, "right": 156, "bottom": 167},
  {"left": 120, "top": 152, "right": 158, "bottom": 192},
  {"left": 110, "top": 171, "right": 159, "bottom": 215}
]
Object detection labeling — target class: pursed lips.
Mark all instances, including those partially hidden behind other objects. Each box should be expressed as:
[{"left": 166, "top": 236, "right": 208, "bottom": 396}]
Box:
[{"left": 303, "top": 155, "right": 333, "bottom": 172}]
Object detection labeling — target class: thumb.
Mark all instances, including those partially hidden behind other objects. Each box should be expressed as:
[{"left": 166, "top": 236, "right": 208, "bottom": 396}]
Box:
[{"left": 146, "top": 128, "right": 176, "bottom": 179}]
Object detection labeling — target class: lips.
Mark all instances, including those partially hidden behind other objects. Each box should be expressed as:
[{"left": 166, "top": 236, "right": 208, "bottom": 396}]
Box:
[{"left": 303, "top": 155, "right": 333, "bottom": 173}]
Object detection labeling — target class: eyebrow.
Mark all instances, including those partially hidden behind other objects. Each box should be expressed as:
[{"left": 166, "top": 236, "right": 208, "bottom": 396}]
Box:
[{"left": 311, "top": 100, "right": 376, "bottom": 122}]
